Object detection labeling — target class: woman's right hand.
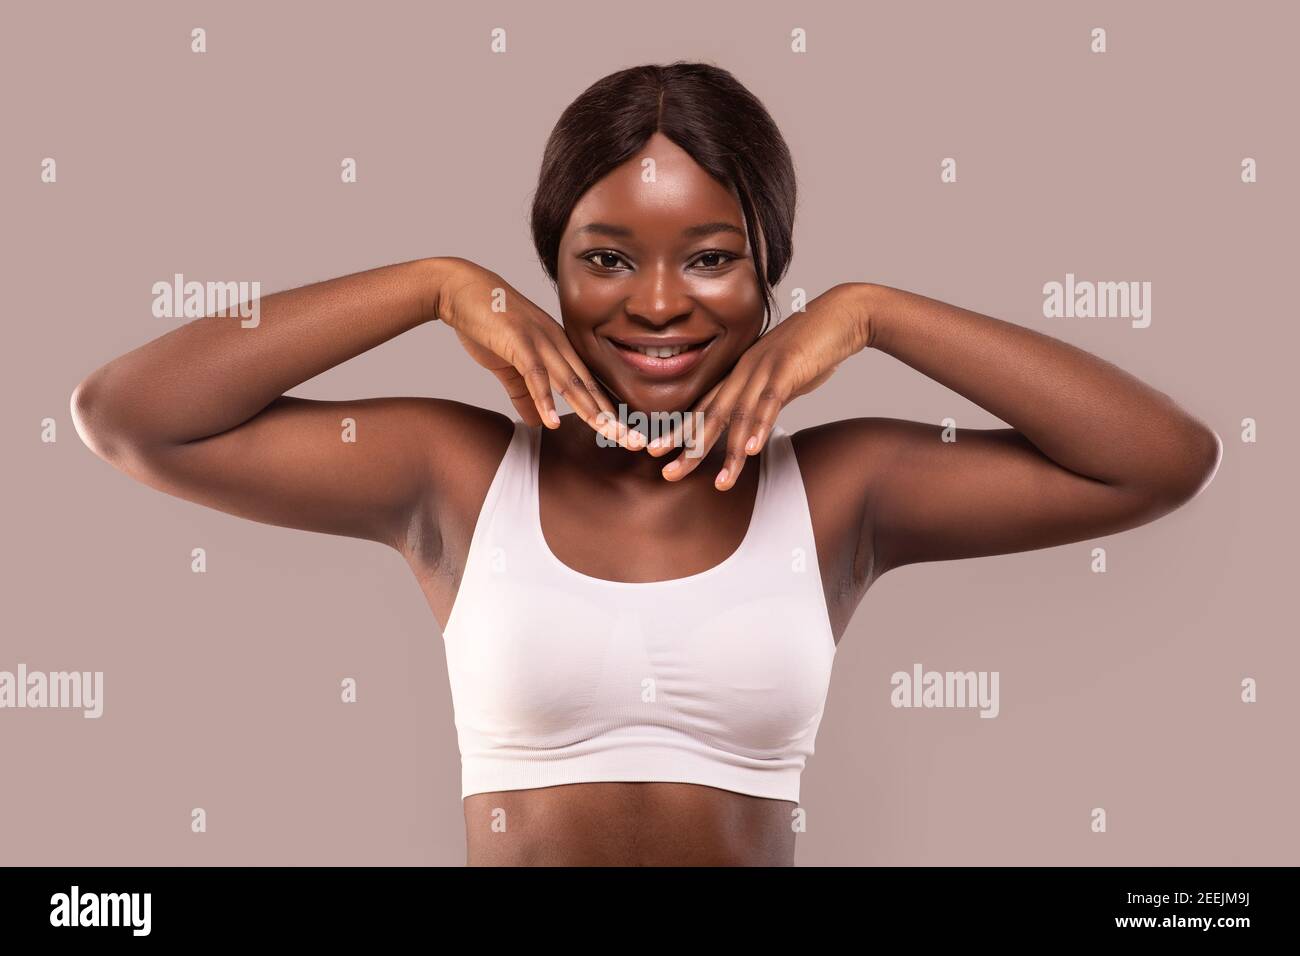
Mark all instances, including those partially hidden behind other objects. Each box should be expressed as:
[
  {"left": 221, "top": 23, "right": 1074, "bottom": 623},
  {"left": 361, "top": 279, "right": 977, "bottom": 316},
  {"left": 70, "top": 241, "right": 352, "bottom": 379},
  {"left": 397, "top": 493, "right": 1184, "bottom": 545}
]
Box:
[{"left": 437, "top": 258, "right": 642, "bottom": 448}]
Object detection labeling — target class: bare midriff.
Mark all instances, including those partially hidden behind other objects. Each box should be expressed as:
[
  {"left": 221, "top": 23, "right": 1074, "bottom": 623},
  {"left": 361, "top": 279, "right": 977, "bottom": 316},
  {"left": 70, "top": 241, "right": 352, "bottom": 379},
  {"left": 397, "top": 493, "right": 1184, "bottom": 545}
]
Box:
[{"left": 461, "top": 781, "right": 797, "bottom": 866}]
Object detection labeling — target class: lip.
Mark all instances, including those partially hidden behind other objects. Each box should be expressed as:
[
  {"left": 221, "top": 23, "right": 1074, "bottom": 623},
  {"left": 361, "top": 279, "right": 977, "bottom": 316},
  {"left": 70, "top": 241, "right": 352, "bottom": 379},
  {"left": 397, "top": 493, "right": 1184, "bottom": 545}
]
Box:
[{"left": 604, "top": 335, "right": 716, "bottom": 380}]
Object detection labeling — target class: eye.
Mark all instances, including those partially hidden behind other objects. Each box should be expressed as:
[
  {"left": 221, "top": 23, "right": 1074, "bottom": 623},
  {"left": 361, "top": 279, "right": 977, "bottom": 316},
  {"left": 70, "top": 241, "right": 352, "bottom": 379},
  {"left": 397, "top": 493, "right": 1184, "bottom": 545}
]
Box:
[
  {"left": 582, "top": 251, "right": 630, "bottom": 271},
  {"left": 692, "top": 250, "right": 739, "bottom": 271}
]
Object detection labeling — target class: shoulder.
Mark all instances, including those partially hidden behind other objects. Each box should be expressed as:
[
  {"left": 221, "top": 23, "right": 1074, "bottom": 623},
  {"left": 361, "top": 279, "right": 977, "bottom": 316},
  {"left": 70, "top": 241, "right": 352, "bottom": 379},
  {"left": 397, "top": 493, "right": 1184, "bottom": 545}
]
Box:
[
  {"left": 406, "top": 398, "right": 517, "bottom": 483},
  {"left": 787, "top": 417, "right": 916, "bottom": 486}
]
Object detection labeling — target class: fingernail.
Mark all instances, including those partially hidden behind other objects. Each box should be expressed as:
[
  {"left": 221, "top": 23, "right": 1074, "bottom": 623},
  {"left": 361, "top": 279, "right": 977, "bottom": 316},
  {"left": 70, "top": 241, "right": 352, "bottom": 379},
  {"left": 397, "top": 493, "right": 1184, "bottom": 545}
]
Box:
[
  {"left": 715, "top": 468, "right": 729, "bottom": 487},
  {"left": 663, "top": 459, "right": 681, "bottom": 477},
  {"left": 548, "top": 408, "right": 560, "bottom": 426},
  {"left": 745, "top": 435, "right": 759, "bottom": 454}
]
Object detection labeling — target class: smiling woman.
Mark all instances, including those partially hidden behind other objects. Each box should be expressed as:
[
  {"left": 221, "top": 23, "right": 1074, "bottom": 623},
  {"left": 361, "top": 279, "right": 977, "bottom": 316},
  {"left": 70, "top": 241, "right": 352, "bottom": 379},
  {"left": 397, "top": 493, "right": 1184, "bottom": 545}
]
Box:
[{"left": 71, "top": 60, "right": 1218, "bottom": 867}]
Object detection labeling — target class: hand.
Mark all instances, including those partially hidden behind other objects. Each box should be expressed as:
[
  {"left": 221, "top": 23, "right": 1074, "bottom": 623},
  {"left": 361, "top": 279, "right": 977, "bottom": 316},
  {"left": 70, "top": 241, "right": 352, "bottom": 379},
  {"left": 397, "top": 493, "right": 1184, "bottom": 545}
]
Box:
[
  {"left": 437, "top": 259, "right": 643, "bottom": 448},
  {"left": 645, "top": 283, "right": 870, "bottom": 488}
]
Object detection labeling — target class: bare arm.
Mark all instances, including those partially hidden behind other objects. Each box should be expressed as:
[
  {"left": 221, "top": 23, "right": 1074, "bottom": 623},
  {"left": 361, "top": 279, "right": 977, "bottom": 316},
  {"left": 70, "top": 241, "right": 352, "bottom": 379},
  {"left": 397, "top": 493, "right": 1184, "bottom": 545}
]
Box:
[
  {"left": 70, "top": 257, "right": 473, "bottom": 552},
  {"left": 831, "top": 282, "right": 1222, "bottom": 579}
]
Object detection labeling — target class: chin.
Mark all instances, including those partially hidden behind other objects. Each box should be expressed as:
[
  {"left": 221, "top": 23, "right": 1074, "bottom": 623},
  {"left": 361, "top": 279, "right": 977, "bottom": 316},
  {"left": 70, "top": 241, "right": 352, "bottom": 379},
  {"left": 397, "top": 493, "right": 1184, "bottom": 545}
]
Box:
[{"left": 606, "top": 379, "right": 693, "bottom": 408}]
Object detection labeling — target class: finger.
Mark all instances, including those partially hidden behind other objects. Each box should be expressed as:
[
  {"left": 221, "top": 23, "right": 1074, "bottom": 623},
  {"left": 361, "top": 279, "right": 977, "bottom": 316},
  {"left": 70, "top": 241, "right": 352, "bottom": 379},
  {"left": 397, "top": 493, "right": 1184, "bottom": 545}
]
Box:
[
  {"left": 743, "top": 365, "right": 792, "bottom": 457},
  {"left": 513, "top": 346, "right": 563, "bottom": 429},
  {"left": 590, "top": 385, "right": 642, "bottom": 449},
  {"left": 493, "top": 291, "right": 584, "bottom": 432},
  {"left": 646, "top": 379, "right": 723, "bottom": 458},
  {"left": 543, "top": 329, "right": 618, "bottom": 422},
  {"left": 714, "top": 368, "right": 780, "bottom": 491},
  {"left": 514, "top": 301, "right": 622, "bottom": 437},
  {"left": 540, "top": 330, "right": 643, "bottom": 449},
  {"left": 662, "top": 398, "right": 728, "bottom": 483},
  {"left": 491, "top": 366, "right": 544, "bottom": 427},
  {"left": 535, "top": 341, "right": 637, "bottom": 448},
  {"left": 529, "top": 338, "right": 643, "bottom": 449},
  {"left": 661, "top": 373, "right": 748, "bottom": 484}
]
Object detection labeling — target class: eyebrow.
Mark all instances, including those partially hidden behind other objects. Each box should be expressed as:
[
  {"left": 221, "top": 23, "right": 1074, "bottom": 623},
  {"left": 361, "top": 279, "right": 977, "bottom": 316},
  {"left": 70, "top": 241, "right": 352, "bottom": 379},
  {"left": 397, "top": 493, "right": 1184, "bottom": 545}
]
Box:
[{"left": 575, "top": 221, "right": 746, "bottom": 240}]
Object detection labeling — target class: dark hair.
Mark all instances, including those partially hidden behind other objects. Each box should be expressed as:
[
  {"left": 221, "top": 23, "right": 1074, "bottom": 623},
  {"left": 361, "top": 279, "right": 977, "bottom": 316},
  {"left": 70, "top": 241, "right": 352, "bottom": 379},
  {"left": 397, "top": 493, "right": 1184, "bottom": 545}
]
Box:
[{"left": 529, "top": 61, "right": 797, "bottom": 335}]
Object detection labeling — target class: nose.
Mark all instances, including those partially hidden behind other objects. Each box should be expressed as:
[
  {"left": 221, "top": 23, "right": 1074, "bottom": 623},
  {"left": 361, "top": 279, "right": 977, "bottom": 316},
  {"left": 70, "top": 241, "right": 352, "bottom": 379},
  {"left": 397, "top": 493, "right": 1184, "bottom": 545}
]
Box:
[{"left": 623, "top": 259, "right": 693, "bottom": 328}]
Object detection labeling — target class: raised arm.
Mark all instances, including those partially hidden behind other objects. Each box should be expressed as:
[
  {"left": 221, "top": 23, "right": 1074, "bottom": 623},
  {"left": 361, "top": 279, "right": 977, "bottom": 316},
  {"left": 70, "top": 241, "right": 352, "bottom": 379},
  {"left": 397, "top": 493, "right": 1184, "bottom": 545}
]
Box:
[
  {"left": 836, "top": 282, "right": 1222, "bottom": 578},
  {"left": 70, "top": 257, "right": 477, "bottom": 554}
]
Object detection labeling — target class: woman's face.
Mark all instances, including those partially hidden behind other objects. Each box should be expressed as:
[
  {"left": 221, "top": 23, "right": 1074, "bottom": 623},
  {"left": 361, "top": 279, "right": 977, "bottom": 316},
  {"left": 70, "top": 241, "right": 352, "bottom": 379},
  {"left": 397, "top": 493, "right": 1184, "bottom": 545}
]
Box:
[{"left": 555, "top": 131, "right": 766, "bottom": 420}]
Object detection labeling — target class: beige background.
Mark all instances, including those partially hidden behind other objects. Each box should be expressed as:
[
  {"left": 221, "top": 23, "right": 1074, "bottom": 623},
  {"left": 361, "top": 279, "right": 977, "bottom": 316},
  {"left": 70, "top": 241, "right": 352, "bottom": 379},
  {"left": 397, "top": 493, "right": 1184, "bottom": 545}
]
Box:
[{"left": 2, "top": 0, "right": 1295, "bottom": 865}]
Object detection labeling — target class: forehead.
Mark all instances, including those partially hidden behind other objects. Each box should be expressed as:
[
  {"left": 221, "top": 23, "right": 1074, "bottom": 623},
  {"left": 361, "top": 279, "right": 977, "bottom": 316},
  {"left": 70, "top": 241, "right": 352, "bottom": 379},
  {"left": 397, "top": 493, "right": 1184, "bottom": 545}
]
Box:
[{"left": 564, "top": 132, "right": 745, "bottom": 240}]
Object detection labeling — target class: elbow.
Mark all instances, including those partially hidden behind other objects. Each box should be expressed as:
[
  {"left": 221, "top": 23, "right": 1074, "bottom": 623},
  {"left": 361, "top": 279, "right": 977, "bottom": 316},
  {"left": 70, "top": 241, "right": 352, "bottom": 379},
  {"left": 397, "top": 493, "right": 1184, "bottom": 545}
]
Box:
[
  {"left": 70, "top": 373, "right": 129, "bottom": 463},
  {"left": 1157, "top": 424, "right": 1222, "bottom": 506},
  {"left": 1185, "top": 425, "right": 1223, "bottom": 497}
]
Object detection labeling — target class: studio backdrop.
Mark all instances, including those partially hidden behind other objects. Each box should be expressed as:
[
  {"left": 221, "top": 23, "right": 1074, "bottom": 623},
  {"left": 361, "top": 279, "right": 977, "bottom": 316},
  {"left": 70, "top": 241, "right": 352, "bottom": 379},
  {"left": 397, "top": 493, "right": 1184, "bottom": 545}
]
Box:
[{"left": 2, "top": 0, "right": 1295, "bottom": 865}]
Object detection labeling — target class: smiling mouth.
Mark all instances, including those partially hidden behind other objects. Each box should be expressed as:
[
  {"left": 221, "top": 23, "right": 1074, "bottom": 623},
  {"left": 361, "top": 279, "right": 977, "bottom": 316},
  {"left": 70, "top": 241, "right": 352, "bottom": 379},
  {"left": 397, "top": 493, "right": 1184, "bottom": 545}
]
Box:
[{"left": 605, "top": 335, "right": 717, "bottom": 379}]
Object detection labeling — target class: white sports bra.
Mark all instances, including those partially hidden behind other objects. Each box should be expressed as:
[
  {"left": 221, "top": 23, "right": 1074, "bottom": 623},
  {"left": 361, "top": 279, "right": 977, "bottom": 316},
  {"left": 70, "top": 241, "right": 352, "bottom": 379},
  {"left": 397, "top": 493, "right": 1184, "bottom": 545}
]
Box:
[{"left": 440, "top": 419, "right": 837, "bottom": 803}]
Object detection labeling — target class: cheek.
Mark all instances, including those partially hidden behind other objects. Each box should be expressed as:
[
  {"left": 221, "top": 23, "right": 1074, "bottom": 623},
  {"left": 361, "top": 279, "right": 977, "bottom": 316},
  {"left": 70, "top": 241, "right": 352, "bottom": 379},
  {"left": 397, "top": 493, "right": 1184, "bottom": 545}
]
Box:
[
  {"left": 557, "top": 269, "right": 582, "bottom": 305},
  {"left": 559, "top": 274, "right": 621, "bottom": 324},
  {"left": 695, "top": 272, "right": 765, "bottom": 328}
]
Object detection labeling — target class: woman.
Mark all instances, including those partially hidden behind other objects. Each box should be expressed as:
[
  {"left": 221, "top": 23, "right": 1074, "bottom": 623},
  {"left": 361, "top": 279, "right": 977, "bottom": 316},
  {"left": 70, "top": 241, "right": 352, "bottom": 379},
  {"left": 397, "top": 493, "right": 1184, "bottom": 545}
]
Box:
[{"left": 70, "top": 62, "right": 1220, "bottom": 866}]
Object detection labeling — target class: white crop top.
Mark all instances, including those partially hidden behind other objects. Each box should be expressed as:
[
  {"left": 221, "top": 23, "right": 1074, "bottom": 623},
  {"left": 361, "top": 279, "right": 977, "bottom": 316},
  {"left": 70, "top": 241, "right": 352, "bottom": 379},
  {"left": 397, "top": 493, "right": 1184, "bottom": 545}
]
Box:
[{"left": 440, "top": 419, "right": 837, "bottom": 803}]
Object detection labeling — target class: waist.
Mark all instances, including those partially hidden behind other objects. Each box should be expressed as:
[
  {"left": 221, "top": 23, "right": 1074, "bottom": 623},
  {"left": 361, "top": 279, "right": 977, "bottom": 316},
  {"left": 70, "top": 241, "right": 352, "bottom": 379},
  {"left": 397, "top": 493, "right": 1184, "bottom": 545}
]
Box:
[{"left": 462, "top": 780, "right": 797, "bottom": 866}]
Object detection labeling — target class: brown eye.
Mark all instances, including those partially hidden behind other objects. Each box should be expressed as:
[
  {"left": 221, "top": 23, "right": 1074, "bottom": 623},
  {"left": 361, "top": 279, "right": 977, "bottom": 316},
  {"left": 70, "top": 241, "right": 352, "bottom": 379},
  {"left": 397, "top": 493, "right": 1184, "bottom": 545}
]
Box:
[
  {"left": 694, "top": 251, "right": 735, "bottom": 270},
  {"left": 585, "top": 251, "right": 627, "bottom": 270}
]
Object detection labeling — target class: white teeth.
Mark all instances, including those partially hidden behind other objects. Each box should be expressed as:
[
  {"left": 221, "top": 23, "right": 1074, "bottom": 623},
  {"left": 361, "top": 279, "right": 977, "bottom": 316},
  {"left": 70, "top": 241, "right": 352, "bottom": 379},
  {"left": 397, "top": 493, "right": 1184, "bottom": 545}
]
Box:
[{"left": 629, "top": 344, "right": 689, "bottom": 357}]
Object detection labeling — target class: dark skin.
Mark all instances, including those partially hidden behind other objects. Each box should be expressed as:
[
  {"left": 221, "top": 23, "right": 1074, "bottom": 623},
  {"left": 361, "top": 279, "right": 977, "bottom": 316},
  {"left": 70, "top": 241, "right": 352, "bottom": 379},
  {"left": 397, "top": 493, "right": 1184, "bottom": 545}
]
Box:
[{"left": 71, "top": 131, "right": 1220, "bottom": 866}]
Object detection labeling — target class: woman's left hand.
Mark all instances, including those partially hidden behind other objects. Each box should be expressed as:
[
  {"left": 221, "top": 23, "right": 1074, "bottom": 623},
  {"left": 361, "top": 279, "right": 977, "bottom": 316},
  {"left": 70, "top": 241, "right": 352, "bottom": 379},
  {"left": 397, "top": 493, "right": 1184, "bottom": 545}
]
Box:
[{"left": 646, "top": 282, "right": 872, "bottom": 490}]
